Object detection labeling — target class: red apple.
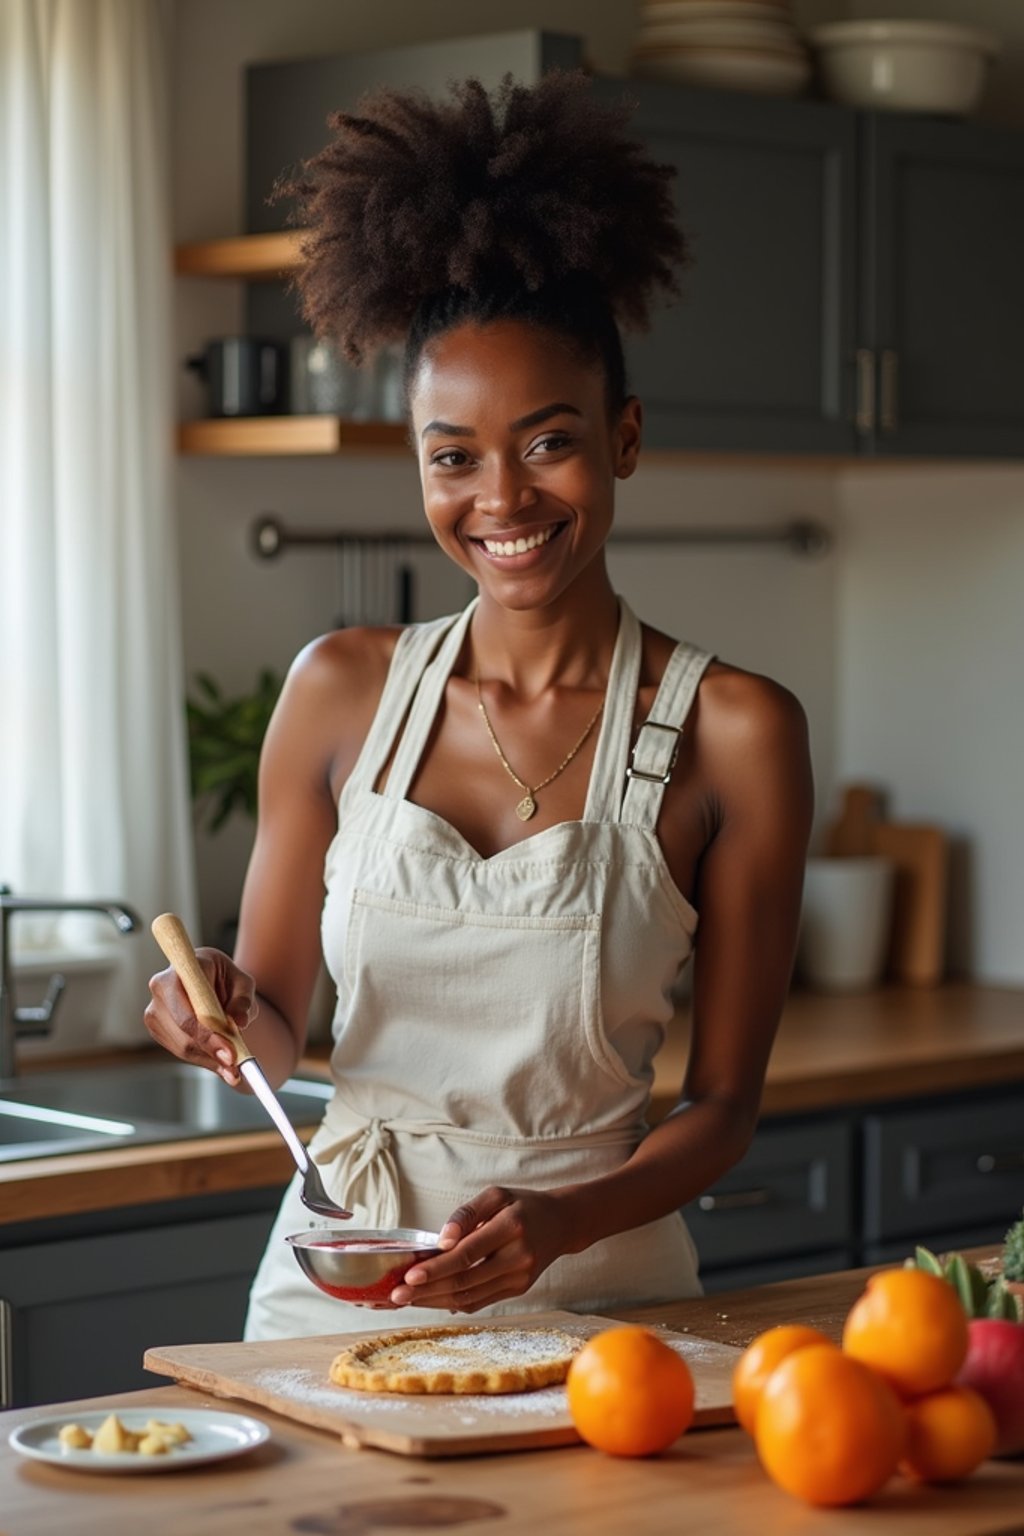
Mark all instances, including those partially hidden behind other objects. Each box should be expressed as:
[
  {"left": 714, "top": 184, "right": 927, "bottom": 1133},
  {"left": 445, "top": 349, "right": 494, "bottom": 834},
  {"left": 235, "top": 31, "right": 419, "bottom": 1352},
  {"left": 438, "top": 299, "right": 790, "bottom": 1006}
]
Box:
[{"left": 956, "top": 1319, "right": 1024, "bottom": 1457}]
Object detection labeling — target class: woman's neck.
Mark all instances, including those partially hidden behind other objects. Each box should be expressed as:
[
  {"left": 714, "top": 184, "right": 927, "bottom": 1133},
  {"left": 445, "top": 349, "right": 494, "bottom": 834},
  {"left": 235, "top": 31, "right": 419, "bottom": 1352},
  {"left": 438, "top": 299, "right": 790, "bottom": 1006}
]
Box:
[{"left": 467, "top": 566, "right": 620, "bottom": 699}]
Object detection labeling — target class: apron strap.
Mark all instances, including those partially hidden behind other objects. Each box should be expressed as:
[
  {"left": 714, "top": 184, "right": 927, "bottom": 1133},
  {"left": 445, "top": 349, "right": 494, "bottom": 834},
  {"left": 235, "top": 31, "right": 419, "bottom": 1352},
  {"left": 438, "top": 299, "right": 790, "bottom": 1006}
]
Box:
[
  {"left": 344, "top": 608, "right": 470, "bottom": 800},
  {"left": 383, "top": 600, "right": 478, "bottom": 802},
  {"left": 582, "top": 598, "right": 642, "bottom": 825},
  {"left": 619, "top": 641, "right": 716, "bottom": 829}
]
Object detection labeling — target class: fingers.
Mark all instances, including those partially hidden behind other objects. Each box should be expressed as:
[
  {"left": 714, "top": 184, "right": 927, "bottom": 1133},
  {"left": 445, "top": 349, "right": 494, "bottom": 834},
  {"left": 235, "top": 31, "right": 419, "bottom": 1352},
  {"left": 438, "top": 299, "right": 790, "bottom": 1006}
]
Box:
[
  {"left": 435, "top": 1186, "right": 516, "bottom": 1250},
  {"left": 389, "top": 1194, "right": 533, "bottom": 1308},
  {"left": 144, "top": 948, "right": 256, "bottom": 1084}
]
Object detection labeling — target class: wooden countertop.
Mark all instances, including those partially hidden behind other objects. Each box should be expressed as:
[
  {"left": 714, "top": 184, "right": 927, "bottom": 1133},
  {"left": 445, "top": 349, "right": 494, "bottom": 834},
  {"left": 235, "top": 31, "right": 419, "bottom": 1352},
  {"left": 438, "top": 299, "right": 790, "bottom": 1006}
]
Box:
[
  {"left": 3, "top": 1256, "right": 1022, "bottom": 1535},
  {"left": 3, "top": 983, "right": 1022, "bottom": 1227},
  {"left": 651, "top": 981, "right": 1024, "bottom": 1119}
]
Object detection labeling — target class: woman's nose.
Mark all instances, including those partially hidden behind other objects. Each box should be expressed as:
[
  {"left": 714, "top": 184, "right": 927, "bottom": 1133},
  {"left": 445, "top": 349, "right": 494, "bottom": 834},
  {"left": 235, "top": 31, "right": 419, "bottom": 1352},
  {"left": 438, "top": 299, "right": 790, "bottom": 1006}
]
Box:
[{"left": 473, "top": 456, "right": 538, "bottom": 519}]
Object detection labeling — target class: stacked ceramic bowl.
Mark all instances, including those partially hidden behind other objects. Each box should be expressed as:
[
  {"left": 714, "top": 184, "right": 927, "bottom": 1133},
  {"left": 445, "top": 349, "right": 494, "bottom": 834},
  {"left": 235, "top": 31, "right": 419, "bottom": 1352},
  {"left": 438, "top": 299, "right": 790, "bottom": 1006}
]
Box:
[{"left": 632, "top": 0, "right": 811, "bottom": 97}]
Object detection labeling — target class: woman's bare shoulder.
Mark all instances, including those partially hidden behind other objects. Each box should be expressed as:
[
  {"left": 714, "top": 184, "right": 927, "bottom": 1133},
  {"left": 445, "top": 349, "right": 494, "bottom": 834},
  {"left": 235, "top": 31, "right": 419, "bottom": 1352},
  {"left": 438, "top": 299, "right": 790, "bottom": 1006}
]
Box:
[
  {"left": 290, "top": 625, "right": 403, "bottom": 704},
  {"left": 264, "top": 626, "right": 405, "bottom": 789},
  {"left": 641, "top": 621, "right": 808, "bottom": 757}
]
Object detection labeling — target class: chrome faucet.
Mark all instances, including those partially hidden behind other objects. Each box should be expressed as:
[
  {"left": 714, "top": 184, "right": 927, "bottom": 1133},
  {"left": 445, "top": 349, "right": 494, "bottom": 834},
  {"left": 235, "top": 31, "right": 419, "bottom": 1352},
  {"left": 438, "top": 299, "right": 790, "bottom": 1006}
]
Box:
[{"left": 0, "top": 885, "right": 141, "bottom": 1079}]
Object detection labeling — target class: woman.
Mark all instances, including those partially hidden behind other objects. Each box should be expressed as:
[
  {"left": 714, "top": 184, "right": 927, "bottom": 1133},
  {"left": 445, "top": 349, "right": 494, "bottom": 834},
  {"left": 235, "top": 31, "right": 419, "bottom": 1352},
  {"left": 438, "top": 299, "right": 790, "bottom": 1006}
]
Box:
[{"left": 146, "top": 73, "right": 813, "bottom": 1339}]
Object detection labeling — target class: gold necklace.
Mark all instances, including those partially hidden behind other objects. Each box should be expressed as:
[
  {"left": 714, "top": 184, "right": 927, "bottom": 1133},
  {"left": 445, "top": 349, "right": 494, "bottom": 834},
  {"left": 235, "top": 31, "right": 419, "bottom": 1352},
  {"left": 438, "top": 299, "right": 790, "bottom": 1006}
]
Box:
[{"left": 473, "top": 674, "right": 605, "bottom": 821}]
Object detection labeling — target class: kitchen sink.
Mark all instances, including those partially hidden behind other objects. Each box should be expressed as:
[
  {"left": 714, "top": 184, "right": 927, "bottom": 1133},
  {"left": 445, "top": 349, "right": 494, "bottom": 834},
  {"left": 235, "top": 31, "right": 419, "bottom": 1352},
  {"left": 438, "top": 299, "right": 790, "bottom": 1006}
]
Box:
[
  {"left": 0, "top": 1061, "right": 333, "bottom": 1163},
  {"left": 0, "top": 1099, "right": 137, "bottom": 1162}
]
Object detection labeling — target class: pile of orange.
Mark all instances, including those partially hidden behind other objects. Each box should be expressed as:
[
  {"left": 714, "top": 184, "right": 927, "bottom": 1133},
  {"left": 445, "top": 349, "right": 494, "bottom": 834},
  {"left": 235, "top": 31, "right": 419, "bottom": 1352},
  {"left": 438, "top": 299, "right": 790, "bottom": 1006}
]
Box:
[{"left": 732, "top": 1266, "right": 997, "bottom": 1507}]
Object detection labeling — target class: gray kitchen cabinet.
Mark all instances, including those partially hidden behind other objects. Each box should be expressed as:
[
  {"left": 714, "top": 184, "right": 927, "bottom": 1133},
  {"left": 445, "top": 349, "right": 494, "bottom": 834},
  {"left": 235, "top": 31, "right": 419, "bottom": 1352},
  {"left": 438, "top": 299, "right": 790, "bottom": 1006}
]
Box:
[
  {"left": 590, "top": 76, "right": 858, "bottom": 455},
  {"left": 687, "top": 1081, "right": 1024, "bottom": 1289},
  {"left": 682, "top": 1117, "right": 854, "bottom": 1274},
  {"left": 235, "top": 32, "right": 1024, "bottom": 459},
  {"left": 592, "top": 75, "right": 1024, "bottom": 457},
  {"left": 862, "top": 1088, "right": 1024, "bottom": 1246},
  {"left": 859, "top": 113, "right": 1024, "bottom": 458},
  {"left": 0, "top": 1194, "right": 282, "bottom": 1408},
  {"left": 698, "top": 1246, "right": 854, "bottom": 1296}
]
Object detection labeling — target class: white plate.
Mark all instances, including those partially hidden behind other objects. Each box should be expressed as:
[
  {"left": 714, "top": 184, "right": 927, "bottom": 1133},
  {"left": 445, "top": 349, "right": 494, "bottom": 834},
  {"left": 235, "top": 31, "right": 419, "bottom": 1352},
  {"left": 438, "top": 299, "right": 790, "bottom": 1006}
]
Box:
[{"left": 8, "top": 1407, "right": 270, "bottom": 1474}]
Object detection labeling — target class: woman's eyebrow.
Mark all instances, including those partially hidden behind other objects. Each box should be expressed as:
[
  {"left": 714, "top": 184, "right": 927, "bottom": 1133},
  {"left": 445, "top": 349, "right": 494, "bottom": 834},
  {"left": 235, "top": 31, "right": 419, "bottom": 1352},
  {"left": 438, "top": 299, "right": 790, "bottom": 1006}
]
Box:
[
  {"left": 509, "top": 402, "right": 583, "bottom": 432},
  {"left": 421, "top": 419, "right": 475, "bottom": 439},
  {"left": 420, "top": 402, "right": 583, "bottom": 440}
]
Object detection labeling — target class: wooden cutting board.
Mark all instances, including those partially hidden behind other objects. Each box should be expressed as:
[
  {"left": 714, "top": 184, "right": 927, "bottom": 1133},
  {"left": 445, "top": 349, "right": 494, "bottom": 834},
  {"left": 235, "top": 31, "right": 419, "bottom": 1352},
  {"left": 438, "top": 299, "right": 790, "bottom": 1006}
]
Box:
[
  {"left": 825, "top": 784, "right": 949, "bottom": 986},
  {"left": 144, "top": 1310, "right": 741, "bottom": 1458}
]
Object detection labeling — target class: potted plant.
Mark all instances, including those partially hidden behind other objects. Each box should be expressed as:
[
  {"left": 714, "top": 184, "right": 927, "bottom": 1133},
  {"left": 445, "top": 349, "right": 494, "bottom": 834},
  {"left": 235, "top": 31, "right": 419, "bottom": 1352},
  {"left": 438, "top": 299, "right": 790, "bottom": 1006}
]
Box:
[{"left": 186, "top": 669, "right": 282, "bottom": 833}]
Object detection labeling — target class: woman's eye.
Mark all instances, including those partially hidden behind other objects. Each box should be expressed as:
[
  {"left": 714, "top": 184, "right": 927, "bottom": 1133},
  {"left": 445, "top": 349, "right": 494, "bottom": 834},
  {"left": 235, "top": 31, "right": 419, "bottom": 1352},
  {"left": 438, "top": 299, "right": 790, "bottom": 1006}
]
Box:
[
  {"left": 431, "top": 448, "right": 471, "bottom": 468},
  {"left": 531, "top": 433, "right": 573, "bottom": 455}
]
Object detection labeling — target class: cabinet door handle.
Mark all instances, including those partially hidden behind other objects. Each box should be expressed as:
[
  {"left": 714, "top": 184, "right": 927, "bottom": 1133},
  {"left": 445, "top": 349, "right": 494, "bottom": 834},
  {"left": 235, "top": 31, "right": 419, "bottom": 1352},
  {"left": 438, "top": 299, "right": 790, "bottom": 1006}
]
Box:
[
  {"left": 976, "top": 1151, "right": 1024, "bottom": 1174},
  {"left": 698, "top": 1187, "right": 773, "bottom": 1212},
  {"left": 855, "top": 349, "right": 876, "bottom": 434},
  {"left": 879, "top": 348, "right": 899, "bottom": 433},
  {"left": 0, "top": 1299, "right": 11, "bottom": 1410}
]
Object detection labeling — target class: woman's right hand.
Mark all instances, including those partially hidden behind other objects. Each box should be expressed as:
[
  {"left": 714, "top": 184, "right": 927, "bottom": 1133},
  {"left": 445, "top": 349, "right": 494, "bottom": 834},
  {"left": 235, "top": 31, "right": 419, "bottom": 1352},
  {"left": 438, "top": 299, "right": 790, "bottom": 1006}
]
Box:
[{"left": 144, "top": 948, "right": 258, "bottom": 1087}]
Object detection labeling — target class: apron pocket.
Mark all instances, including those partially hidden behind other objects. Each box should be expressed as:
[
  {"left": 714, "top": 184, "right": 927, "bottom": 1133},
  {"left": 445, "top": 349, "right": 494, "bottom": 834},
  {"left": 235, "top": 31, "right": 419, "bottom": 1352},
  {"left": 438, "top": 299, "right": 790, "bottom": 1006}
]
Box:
[{"left": 340, "top": 888, "right": 634, "bottom": 1137}]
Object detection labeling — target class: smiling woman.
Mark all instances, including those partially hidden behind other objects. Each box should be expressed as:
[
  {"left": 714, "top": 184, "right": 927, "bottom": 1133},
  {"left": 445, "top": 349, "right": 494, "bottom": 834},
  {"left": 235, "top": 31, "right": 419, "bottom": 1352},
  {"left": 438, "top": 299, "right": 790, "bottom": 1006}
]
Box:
[{"left": 144, "top": 70, "right": 814, "bottom": 1342}]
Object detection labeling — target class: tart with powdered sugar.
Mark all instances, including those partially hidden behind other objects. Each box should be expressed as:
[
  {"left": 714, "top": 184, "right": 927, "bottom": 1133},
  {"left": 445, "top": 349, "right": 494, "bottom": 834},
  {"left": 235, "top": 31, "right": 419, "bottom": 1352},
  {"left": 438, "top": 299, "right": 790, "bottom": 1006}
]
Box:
[{"left": 329, "top": 1324, "right": 583, "bottom": 1395}]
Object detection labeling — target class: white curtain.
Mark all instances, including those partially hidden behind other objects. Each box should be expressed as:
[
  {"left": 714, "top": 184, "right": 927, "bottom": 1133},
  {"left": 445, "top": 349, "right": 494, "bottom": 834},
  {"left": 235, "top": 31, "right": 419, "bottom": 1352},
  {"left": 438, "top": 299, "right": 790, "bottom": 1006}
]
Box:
[{"left": 0, "top": 0, "right": 197, "bottom": 1041}]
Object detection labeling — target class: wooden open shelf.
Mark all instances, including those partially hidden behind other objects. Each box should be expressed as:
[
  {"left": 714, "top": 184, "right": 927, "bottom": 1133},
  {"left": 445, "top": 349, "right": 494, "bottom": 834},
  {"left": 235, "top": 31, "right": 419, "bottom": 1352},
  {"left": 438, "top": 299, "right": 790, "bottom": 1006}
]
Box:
[
  {"left": 174, "top": 231, "right": 307, "bottom": 280},
  {"left": 177, "top": 415, "right": 407, "bottom": 456}
]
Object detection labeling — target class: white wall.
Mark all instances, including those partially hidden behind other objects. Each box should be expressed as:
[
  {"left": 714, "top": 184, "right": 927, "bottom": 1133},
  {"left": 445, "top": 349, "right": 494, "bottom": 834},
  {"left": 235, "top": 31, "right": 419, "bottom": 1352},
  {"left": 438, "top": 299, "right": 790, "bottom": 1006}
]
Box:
[
  {"left": 834, "top": 466, "right": 1024, "bottom": 982},
  {"left": 171, "top": 0, "right": 1024, "bottom": 982}
]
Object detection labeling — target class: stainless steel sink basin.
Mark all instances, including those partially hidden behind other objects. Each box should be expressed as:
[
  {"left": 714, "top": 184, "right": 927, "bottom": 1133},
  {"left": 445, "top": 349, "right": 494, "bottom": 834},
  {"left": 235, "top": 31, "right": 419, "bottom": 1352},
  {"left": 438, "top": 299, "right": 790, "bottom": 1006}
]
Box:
[
  {"left": 0, "top": 1060, "right": 333, "bottom": 1163},
  {"left": 0, "top": 1099, "right": 137, "bottom": 1162}
]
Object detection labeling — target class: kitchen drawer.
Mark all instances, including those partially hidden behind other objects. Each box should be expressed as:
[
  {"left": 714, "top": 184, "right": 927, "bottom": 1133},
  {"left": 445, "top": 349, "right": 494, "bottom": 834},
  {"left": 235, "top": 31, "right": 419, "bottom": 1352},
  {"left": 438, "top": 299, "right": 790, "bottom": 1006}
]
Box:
[
  {"left": 683, "top": 1117, "right": 853, "bottom": 1270},
  {"left": 698, "top": 1247, "right": 853, "bottom": 1296},
  {"left": 863, "top": 1219, "right": 1014, "bottom": 1269},
  {"left": 1, "top": 1208, "right": 277, "bottom": 1408},
  {"left": 863, "top": 1091, "right": 1024, "bottom": 1245}
]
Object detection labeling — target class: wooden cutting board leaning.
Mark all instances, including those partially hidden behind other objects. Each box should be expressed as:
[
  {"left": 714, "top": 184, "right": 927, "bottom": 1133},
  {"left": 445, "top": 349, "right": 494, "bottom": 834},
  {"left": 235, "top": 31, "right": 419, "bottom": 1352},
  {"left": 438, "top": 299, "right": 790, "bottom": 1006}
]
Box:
[
  {"left": 144, "top": 1310, "right": 742, "bottom": 1458},
  {"left": 825, "top": 784, "right": 950, "bottom": 986}
]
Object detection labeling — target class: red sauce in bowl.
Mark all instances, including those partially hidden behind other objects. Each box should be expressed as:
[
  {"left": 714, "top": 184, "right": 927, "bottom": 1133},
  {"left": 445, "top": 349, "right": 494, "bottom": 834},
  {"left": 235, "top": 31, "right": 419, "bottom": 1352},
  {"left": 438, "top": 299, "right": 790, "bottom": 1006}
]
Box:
[{"left": 302, "top": 1238, "right": 440, "bottom": 1303}]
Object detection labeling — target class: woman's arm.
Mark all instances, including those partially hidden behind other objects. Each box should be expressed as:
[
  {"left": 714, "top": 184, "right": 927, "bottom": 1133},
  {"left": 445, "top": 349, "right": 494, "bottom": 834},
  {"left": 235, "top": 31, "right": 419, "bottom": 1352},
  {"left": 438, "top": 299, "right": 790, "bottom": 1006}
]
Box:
[
  {"left": 391, "top": 668, "right": 814, "bottom": 1309},
  {"left": 145, "top": 627, "right": 394, "bottom": 1089},
  {"left": 564, "top": 667, "right": 815, "bottom": 1242}
]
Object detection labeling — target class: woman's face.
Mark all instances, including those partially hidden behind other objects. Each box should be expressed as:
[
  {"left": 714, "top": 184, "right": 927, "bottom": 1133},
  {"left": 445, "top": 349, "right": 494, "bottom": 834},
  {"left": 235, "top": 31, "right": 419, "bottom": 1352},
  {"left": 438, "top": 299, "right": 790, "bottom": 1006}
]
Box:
[{"left": 409, "top": 319, "right": 641, "bottom": 613}]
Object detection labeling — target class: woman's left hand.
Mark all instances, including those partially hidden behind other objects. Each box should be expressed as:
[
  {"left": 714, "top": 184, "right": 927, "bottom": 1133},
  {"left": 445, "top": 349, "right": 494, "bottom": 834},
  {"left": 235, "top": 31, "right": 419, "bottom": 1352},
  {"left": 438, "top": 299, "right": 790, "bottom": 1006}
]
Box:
[{"left": 388, "top": 1185, "right": 573, "bottom": 1313}]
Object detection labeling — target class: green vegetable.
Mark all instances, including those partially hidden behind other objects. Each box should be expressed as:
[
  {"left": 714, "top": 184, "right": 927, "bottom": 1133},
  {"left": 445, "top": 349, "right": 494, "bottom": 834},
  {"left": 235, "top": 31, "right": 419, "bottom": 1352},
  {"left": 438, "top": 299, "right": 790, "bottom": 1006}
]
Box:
[
  {"left": 186, "top": 669, "right": 283, "bottom": 833},
  {"left": 907, "top": 1245, "right": 1022, "bottom": 1322},
  {"left": 1004, "top": 1211, "right": 1024, "bottom": 1284}
]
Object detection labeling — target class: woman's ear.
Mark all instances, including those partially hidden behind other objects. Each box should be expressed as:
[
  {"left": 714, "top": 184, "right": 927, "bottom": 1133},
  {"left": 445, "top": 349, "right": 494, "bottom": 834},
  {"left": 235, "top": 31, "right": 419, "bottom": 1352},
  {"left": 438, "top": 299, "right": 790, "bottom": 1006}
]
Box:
[{"left": 614, "top": 396, "right": 643, "bottom": 480}]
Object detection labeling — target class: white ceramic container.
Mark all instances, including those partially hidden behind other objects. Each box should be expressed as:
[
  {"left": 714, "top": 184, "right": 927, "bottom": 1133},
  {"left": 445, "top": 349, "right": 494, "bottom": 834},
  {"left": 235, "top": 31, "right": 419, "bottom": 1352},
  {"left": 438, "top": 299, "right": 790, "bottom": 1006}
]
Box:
[
  {"left": 797, "top": 856, "right": 895, "bottom": 992},
  {"left": 810, "top": 20, "right": 999, "bottom": 116}
]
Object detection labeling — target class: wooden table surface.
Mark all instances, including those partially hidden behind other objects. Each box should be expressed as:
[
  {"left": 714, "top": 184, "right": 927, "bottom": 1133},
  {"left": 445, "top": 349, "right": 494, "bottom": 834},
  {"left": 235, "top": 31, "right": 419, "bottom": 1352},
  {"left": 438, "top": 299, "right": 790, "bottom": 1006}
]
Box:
[
  {"left": 3, "top": 982, "right": 1022, "bottom": 1225},
  {"left": 3, "top": 1256, "right": 1022, "bottom": 1536}
]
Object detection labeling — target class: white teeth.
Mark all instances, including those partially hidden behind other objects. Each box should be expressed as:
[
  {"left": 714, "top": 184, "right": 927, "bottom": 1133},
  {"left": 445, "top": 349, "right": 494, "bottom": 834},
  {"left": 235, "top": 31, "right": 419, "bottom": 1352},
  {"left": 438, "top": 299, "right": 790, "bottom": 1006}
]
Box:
[{"left": 482, "top": 525, "right": 558, "bottom": 557}]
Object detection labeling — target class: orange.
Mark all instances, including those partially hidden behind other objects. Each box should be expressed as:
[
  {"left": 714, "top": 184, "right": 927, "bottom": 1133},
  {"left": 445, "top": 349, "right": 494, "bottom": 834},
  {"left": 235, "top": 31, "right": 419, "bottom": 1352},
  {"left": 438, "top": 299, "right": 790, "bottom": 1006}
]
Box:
[
  {"left": 566, "top": 1325, "right": 695, "bottom": 1457},
  {"left": 732, "top": 1324, "right": 833, "bottom": 1433},
  {"left": 842, "top": 1267, "right": 968, "bottom": 1398},
  {"left": 755, "top": 1342, "right": 905, "bottom": 1507},
  {"left": 899, "top": 1385, "right": 997, "bottom": 1483}
]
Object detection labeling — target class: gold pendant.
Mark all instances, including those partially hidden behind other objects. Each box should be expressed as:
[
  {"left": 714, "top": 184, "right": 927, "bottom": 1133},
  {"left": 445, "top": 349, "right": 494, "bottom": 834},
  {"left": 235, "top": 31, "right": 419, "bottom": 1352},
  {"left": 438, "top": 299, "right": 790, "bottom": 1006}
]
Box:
[{"left": 516, "top": 794, "right": 537, "bottom": 821}]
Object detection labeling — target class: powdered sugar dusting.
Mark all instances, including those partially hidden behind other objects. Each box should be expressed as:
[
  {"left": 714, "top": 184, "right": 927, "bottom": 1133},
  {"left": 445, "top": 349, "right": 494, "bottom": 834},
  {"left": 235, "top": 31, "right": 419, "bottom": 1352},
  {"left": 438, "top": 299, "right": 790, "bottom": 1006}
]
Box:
[
  {"left": 253, "top": 1366, "right": 569, "bottom": 1423},
  {"left": 354, "top": 1327, "right": 579, "bottom": 1375}
]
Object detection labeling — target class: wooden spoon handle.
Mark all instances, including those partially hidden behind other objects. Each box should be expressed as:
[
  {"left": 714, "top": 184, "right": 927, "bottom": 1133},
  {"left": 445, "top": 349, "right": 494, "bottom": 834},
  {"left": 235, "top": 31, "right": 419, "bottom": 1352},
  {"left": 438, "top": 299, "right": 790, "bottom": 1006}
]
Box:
[{"left": 151, "top": 912, "right": 254, "bottom": 1065}]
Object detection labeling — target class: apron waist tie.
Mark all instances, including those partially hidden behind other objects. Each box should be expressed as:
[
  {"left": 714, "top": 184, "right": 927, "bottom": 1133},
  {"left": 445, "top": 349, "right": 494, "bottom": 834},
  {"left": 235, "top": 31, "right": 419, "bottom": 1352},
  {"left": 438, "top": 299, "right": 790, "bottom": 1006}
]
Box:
[
  {"left": 312, "top": 1099, "right": 646, "bottom": 1231},
  {"left": 313, "top": 1115, "right": 403, "bottom": 1230}
]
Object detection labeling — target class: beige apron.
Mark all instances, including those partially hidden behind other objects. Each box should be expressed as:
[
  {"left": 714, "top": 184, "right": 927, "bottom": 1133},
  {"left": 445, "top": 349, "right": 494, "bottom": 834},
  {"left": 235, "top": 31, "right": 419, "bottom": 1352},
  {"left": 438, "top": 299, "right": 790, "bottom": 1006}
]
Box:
[{"left": 245, "top": 598, "right": 714, "bottom": 1340}]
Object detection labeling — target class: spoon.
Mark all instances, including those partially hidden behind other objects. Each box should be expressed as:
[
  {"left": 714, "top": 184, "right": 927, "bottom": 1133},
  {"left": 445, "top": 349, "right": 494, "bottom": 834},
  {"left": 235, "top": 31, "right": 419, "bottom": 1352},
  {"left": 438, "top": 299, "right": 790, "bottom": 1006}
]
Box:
[{"left": 151, "top": 913, "right": 352, "bottom": 1221}]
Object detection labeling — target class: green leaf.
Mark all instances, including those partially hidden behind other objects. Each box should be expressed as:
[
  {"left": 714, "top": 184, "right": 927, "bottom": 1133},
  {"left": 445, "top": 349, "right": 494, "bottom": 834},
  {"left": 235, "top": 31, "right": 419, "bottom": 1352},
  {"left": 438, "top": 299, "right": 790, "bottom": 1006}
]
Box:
[{"left": 913, "top": 1246, "right": 945, "bottom": 1277}]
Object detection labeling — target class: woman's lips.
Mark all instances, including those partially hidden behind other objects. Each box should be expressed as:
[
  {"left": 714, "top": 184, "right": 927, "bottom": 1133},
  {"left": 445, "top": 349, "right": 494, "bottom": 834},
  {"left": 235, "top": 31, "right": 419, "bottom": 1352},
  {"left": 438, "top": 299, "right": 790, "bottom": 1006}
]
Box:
[{"left": 468, "top": 521, "right": 568, "bottom": 564}]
